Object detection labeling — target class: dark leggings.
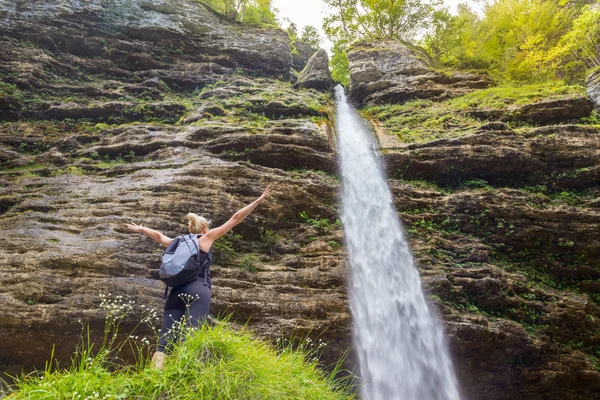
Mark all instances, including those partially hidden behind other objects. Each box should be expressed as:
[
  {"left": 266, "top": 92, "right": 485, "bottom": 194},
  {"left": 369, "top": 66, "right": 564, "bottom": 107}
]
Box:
[{"left": 157, "top": 277, "right": 211, "bottom": 353}]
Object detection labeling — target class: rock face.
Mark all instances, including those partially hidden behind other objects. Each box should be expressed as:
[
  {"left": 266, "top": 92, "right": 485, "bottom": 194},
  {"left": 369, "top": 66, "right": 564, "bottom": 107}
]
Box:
[
  {"left": 352, "top": 41, "right": 600, "bottom": 400},
  {"left": 294, "top": 49, "right": 334, "bottom": 92},
  {"left": 386, "top": 124, "right": 600, "bottom": 188},
  {"left": 2, "top": 3, "right": 600, "bottom": 400},
  {"left": 292, "top": 40, "right": 318, "bottom": 71},
  {"left": 0, "top": 0, "right": 292, "bottom": 93},
  {"left": 586, "top": 68, "right": 600, "bottom": 110},
  {"left": 347, "top": 40, "right": 493, "bottom": 105},
  {"left": 0, "top": 0, "right": 349, "bottom": 377}
]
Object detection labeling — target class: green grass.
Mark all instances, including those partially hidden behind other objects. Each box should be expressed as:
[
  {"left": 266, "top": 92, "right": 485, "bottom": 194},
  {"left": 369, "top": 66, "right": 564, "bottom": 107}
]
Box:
[
  {"left": 448, "top": 81, "right": 585, "bottom": 109},
  {"left": 363, "top": 99, "right": 481, "bottom": 143},
  {"left": 363, "top": 81, "right": 587, "bottom": 144},
  {"left": 7, "top": 323, "right": 353, "bottom": 400},
  {"left": 0, "top": 163, "right": 45, "bottom": 173}
]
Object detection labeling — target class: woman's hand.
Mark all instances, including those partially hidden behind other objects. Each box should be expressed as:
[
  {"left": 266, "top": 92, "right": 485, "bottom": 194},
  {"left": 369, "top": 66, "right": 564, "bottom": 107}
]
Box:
[
  {"left": 126, "top": 222, "right": 146, "bottom": 233},
  {"left": 258, "top": 185, "right": 272, "bottom": 202}
]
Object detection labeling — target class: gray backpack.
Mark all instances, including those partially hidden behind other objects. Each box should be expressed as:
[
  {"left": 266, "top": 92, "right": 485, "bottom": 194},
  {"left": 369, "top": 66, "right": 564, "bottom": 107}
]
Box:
[{"left": 159, "top": 234, "right": 211, "bottom": 296}]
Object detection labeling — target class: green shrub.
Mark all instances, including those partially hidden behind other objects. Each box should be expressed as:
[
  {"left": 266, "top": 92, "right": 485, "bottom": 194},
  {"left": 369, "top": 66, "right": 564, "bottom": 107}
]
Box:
[
  {"left": 299, "top": 211, "right": 340, "bottom": 230},
  {"left": 211, "top": 234, "right": 240, "bottom": 265},
  {"left": 261, "top": 228, "right": 282, "bottom": 256},
  {"left": 238, "top": 253, "right": 260, "bottom": 272}
]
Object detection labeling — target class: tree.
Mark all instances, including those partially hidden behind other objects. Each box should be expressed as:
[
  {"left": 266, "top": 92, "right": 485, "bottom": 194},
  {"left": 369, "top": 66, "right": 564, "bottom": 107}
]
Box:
[
  {"left": 547, "top": 4, "right": 600, "bottom": 82},
  {"left": 200, "top": 0, "right": 277, "bottom": 25},
  {"left": 323, "top": 0, "right": 440, "bottom": 44},
  {"left": 422, "top": 0, "right": 592, "bottom": 82},
  {"left": 423, "top": 8, "right": 461, "bottom": 62},
  {"left": 242, "top": 0, "right": 277, "bottom": 24},
  {"left": 322, "top": 0, "right": 441, "bottom": 85},
  {"left": 330, "top": 39, "right": 351, "bottom": 86},
  {"left": 299, "top": 25, "right": 322, "bottom": 50},
  {"left": 550, "top": 4, "right": 600, "bottom": 69}
]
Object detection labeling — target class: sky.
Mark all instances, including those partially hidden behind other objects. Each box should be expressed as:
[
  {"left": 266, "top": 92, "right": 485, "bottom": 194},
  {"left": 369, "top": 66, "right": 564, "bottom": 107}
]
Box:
[{"left": 272, "top": 0, "right": 484, "bottom": 51}]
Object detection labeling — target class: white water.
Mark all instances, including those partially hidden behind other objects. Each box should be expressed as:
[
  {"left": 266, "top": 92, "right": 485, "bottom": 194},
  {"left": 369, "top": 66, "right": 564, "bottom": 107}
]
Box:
[{"left": 335, "top": 86, "right": 461, "bottom": 400}]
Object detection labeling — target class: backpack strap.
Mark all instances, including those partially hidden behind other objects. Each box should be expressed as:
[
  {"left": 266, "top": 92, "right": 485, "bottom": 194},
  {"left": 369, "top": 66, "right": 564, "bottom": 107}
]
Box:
[
  {"left": 195, "top": 234, "right": 212, "bottom": 287},
  {"left": 189, "top": 233, "right": 201, "bottom": 260},
  {"left": 203, "top": 252, "right": 212, "bottom": 287}
]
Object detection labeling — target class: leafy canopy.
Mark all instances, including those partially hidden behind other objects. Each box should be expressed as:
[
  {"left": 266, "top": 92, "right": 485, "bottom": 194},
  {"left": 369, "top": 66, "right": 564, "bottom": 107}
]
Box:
[
  {"left": 300, "top": 25, "right": 323, "bottom": 50},
  {"left": 322, "top": 0, "right": 440, "bottom": 85},
  {"left": 321, "top": 0, "right": 600, "bottom": 84},
  {"left": 423, "top": 0, "right": 600, "bottom": 82},
  {"left": 200, "top": 0, "right": 277, "bottom": 25}
]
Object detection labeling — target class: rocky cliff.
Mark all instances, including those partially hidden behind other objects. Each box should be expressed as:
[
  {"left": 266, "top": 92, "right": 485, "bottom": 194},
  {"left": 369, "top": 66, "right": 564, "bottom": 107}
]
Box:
[
  {"left": 348, "top": 41, "right": 600, "bottom": 400},
  {"left": 2, "top": 2, "right": 600, "bottom": 400},
  {"left": 0, "top": 0, "right": 349, "bottom": 377}
]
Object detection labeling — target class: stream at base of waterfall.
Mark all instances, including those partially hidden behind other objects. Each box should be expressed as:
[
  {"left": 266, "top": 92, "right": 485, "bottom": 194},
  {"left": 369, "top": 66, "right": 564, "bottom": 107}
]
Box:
[{"left": 334, "top": 86, "right": 461, "bottom": 400}]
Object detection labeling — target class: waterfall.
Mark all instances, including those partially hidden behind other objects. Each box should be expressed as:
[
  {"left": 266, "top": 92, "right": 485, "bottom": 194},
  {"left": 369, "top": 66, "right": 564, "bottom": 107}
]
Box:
[{"left": 334, "top": 86, "right": 461, "bottom": 400}]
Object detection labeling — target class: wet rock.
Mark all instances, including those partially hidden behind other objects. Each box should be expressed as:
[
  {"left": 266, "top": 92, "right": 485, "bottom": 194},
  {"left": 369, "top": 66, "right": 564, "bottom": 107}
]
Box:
[
  {"left": 183, "top": 103, "right": 227, "bottom": 123},
  {"left": 347, "top": 40, "right": 493, "bottom": 105},
  {"left": 470, "top": 97, "right": 594, "bottom": 125},
  {"left": 292, "top": 41, "right": 317, "bottom": 71},
  {"left": 34, "top": 148, "right": 69, "bottom": 166},
  {"left": 39, "top": 101, "right": 187, "bottom": 123},
  {"left": 0, "top": 0, "right": 292, "bottom": 78},
  {"left": 586, "top": 68, "right": 600, "bottom": 110},
  {"left": 294, "top": 49, "right": 334, "bottom": 92},
  {"left": 0, "top": 147, "right": 24, "bottom": 163},
  {"left": 385, "top": 125, "right": 600, "bottom": 188},
  {"left": 0, "top": 95, "right": 22, "bottom": 120}
]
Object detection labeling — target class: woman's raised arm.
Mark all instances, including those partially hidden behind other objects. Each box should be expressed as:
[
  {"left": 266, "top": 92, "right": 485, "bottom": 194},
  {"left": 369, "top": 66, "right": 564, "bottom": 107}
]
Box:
[
  {"left": 200, "top": 185, "right": 272, "bottom": 251},
  {"left": 127, "top": 223, "right": 173, "bottom": 247}
]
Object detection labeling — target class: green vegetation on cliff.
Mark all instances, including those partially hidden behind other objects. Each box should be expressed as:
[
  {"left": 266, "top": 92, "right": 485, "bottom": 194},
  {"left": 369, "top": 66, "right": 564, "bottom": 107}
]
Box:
[
  {"left": 322, "top": 0, "right": 600, "bottom": 84},
  {"left": 7, "top": 323, "right": 353, "bottom": 400},
  {"left": 363, "top": 82, "right": 591, "bottom": 143},
  {"left": 199, "top": 0, "right": 278, "bottom": 25}
]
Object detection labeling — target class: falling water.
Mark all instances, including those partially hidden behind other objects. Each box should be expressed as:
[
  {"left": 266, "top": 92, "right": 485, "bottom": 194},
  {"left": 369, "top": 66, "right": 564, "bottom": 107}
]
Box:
[{"left": 335, "top": 86, "right": 461, "bottom": 400}]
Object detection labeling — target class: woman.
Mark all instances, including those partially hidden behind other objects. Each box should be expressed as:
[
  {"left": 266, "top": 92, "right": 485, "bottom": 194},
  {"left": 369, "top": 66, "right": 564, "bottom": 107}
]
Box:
[{"left": 126, "top": 185, "right": 272, "bottom": 370}]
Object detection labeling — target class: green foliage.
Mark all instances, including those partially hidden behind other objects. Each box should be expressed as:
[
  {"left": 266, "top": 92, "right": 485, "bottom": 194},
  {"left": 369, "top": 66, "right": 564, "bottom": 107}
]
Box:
[
  {"left": 299, "top": 25, "right": 322, "bottom": 50},
  {"left": 261, "top": 228, "right": 282, "bottom": 256},
  {"left": 549, "top": 5, "right": 600, "bottom": 76},
  {"left": 322, "top": 0, "right": 439, "bottom": 43},
  {"left": 200, "top": 0, "right": 277, "bottom": 25},
  {"left": 462, "top": 179, "right": 493, "bottom": 191},
  {"left": 330, "top": 40, "right": 351, "bottom": 86},
  {"left": 0, "top": 81, "right": 23, "bottom": 99},
  {"left": 423, "top": 0, "right": 596, "bottom": 82},
  {"left": 299, "top": 211, "right": 341, "bottom": 230},
  {"left": 50, "top": 166, "right": 86, "bottom": 177},
  {"left": 364, "top": 81, "right": 585, "bottom": 143},
  {"left": 322, "top": 0, "right": 439, "bottom": 85},
  {"left": 238, "top": 253, "right": 260, "bottom": 272},
  {"left": 211, "top": 233, "right": 241, "bottom": 265},
  {"left": 328, "top": 240, "right": 341, "bottom": 249},
  {"left": 284, "top": 20, "right": 299, "bottom": 55},
  {"left": 8, "top": 297, "right": 354, "bottom": 400},
  {"left": 448, "top": 81, "right": 584, "bottom": 108}
]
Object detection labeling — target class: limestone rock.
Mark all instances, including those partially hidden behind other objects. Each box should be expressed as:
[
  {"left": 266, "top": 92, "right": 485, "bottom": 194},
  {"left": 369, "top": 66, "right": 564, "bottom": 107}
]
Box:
[
  {"left": 292, "top": 41, "right": 318, "bottom": 71},
  {"left": 385, "top": 124, "right": 600, "bottom": 189},
  {"left": 294, "top": 49, "right": 334, "bottom": 92},
  {"left": 586, "top": 68, "right": 600, "bottom": 110},
  {"left": 347, "top": 40, "right": 493, "bottom": 105},
  {"left": 2, "top": 1, "right": 600, "bottom": 399},
  {"left": 0, "top": 0, "right": 346, "bottom": 379},
  {"left": 469, "top": 97, "right": 594, "bottom": 125},
  {"left": 0, "top": 0, "right": 292, "bottom": 82}
]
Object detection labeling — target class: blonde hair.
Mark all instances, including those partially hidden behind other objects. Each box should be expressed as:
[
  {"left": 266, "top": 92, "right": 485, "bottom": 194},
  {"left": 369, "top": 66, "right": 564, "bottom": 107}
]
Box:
[{"left": 186, "top": 213, "right": 211, "bottom": 234}]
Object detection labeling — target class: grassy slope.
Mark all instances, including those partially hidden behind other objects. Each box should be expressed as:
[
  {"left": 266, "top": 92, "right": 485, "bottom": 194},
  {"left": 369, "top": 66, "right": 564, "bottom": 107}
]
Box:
[
  {"left": 362, "top": 82, "right": 590, "bottom": 144},
  {"left": 6, "top": 323, "right": 353, "bottom": 400}
]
